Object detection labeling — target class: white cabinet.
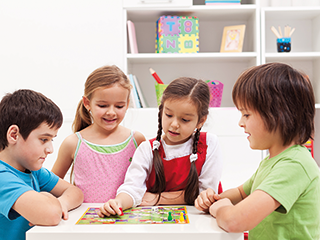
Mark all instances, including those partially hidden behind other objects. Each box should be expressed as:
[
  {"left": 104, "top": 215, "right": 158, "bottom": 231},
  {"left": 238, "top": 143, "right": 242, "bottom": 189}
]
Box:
[{"left": 123, "top": 0, "right": 260, "bottom": 108}]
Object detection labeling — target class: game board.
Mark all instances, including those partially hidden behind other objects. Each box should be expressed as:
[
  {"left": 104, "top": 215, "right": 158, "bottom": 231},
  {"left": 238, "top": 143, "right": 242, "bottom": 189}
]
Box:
[{"left": 76, "top": 206, "right": 189, "bottom": 225}]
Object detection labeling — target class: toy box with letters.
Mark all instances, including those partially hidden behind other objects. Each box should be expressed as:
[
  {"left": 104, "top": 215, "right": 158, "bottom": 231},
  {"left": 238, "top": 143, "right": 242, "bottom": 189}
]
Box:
[{"left": 156, "top": 15, "right": 199, "bottom": 53}]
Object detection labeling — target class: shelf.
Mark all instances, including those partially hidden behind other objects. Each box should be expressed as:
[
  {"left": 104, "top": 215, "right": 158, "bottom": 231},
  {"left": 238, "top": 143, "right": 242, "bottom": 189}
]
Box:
[
  {"left": 264, "top": 52, "right": 320, "bottom": 61},
  {"left": 126, "top": 5, "right": 257, "bottom": 22},
  {"left": 262, "top": 7, "right": 320, "bottom": 19},
  {"left": 261, "top": 7, "right": 320, "bottom": 105},
  {"left": 127, "top": 52, "right": 258, "bottom": 64},
  {"left": 124, "top": 3, "right": 260, "bottom": 108},
  {"left": 261, "top": 8, "right": 320, "bottom": 53}
]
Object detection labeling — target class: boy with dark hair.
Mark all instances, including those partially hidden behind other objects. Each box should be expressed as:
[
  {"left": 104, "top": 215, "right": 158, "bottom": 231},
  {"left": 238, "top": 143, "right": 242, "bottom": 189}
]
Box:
[
  {"left": 195, "top": 63, "right": 320, "bottom": 239},
  {"left": 0, "top": 89, "right": 84, "bottom": 240}
]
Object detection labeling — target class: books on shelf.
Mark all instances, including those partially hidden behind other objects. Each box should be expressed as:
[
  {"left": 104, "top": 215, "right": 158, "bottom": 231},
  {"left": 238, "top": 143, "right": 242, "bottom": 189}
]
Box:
[
  {"left": 127, "top": 20, "right": 139, "bottom": 54},
  {"left": 133, "top": 75, "right": 148, "bottom": 108},
  {"left": 128, "top": 74, "right": 147, "bottom": 108}
]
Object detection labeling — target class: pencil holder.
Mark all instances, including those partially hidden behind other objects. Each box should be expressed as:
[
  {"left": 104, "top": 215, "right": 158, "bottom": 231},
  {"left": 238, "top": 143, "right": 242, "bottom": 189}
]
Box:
[
  {"left": 155, "top": 83, "right": 168, "bottom": 106},
  {"left": 206, "top": 80, "right": 224, "bottom": 107},
  {"left": 277, "top": 38, "right": 291, "bottom": 52}
]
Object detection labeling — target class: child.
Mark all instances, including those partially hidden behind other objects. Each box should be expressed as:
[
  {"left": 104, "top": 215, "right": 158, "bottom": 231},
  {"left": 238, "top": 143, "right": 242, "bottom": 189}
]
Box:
[
  {"left": 195, "top": 62, "right": 320, "bottom": 239},
  {"left": 52, "top": 65, "right": 145, "bottom": 203},
  {"left": 98, "top": 77, "right": 223, "bottom": 217},
  {"left": 0, "top": 89, "right": 84, "bottom": 240}
]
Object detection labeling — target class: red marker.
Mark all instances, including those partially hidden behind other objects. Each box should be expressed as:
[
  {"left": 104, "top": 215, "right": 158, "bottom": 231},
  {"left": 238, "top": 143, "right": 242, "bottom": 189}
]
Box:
[{"left": 149, "top": 68, "right": 164, "bottom": 84}]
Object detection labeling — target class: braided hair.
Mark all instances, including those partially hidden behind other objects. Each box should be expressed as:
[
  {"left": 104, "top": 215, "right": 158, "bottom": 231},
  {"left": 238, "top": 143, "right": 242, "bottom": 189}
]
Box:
[{"left": 150, "top": 77, "right": 210, "bottom": 205}]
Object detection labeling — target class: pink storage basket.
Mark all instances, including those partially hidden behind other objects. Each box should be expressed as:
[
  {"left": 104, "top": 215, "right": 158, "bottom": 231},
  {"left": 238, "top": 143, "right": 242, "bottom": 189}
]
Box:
[{"left": 207, "top": 80, "right": 224, "bottom": 107}]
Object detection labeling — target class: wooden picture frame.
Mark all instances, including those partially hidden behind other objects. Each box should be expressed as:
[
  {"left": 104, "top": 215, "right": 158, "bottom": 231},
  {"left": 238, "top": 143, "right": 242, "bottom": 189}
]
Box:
[{"left": 220, "top": 25, "right": 246, "bottom": 52}]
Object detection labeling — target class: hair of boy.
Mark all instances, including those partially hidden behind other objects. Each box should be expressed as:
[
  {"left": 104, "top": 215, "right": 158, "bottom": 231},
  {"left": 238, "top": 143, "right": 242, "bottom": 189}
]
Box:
[
  {"left": 232, "top": 62, "right": 315, "bottom": 146},
  {"left": 0, "top": 89, "right": 63, "bottom": 151},
  {"left": 150, "top": 77, "right": 210, "bottom": 205},
  {"left": 72, "top": 65, "right": 132, "bottom": 133}
]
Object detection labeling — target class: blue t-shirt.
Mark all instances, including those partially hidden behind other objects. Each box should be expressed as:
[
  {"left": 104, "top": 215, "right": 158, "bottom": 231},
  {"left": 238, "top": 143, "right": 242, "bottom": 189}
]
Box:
[{"left": 0, "top": 160, "right": 59, "bottom": 240}]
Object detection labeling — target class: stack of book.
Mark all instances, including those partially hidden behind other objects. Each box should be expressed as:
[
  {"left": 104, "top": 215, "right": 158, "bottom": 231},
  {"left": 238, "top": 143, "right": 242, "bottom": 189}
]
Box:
[
  {"left": 128, "top": 74, "right": 147, "bottom": 108},
  {"left": 205, "top": 0, "right": 241, "bottom": 5}
]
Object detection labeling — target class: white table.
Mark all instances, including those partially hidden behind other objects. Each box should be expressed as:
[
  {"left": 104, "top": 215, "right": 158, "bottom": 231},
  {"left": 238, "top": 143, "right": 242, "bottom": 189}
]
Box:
[{"left": 26, "top": 203, "right": 243, "bottom": 240}]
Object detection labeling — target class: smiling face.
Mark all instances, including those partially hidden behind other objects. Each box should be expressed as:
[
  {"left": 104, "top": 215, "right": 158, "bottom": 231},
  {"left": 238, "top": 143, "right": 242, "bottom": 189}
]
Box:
[
  {"left": 13, "top": 122, "right": 58, "bottom": 172},
  {"left": 161, "top": 98, "right": 206, "bottom": 145},
  {"left": 238, "top": 106, "right": 285, "bottom": 158},
  {"left": 83, "top": 84, "right": 129, "bottom": 133}
]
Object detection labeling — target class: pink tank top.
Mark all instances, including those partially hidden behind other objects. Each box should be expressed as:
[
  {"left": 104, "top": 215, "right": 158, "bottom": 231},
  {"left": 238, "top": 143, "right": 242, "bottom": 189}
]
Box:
[{"left": 74, "top": 131, "right": 137, "bottom": 203}]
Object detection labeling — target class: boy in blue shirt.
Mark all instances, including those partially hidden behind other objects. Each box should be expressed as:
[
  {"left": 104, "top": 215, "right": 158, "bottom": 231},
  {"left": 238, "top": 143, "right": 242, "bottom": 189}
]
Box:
[{"left": 0, "top": 89, "right": 84, "bottom": 240}]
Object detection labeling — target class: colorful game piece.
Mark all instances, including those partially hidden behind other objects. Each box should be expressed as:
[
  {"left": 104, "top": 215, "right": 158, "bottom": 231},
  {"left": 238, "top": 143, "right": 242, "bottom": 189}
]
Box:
[
  {"left": 168, "top": 212, "right": 173, "bottom": 221},
  {"left": 152, "top": 206, "right": 159, "bottom": 213},
  {"left": 179, "top": 212, "right": 184, "bottom": 223},
  {"left": 119, "top": 207, "right": 124, "bottom": 216}
]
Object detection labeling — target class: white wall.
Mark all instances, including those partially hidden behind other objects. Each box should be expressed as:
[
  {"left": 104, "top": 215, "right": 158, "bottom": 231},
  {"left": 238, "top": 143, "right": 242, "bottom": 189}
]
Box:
[
  {"left": 1, "top": 1, "right": 317, "bottom": 189},
  {"left": 0, "top": 1, "right": 124, "bottom": 170}
]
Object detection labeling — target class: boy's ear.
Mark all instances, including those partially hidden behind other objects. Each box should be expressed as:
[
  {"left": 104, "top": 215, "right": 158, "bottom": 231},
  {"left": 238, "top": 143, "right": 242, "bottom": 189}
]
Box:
[
  {"left": 7, "top": 125, "right": 20, "bottom": 144},
  {"left": 82, "top": 96, "right": 90, "bottom": 111},
  {"left": 197, "top": 115, "right": 208, "bottom": 130}
]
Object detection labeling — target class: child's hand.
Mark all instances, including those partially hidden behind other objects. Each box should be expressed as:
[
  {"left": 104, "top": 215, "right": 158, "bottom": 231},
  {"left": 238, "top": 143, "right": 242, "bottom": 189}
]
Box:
[
  {"left": 209, "top": 198, "right": 232, "bottom": 218},
  {"left": 195, "top": 188, "right": 221, "bottom": 212},
  {"left": 140, "top": 192, "right": 159, "bottom": 206},
  {"left": 98, "top": 199, "right": 123, "bottom": 217},
  {"left": 57, "top": 198, "right": 69, "bottom": 220}
]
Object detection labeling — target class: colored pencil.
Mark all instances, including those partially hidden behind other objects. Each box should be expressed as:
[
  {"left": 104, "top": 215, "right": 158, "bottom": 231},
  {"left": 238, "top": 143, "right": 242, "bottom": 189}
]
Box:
[{"left": 149, "top": 68, "right": 164, "bottom": 84}]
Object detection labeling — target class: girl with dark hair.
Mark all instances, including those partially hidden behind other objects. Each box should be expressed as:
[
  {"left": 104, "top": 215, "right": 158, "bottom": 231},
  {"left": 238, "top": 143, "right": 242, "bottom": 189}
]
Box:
[{"left": 99, "top": 77, "right": 222, "bottom": 217}]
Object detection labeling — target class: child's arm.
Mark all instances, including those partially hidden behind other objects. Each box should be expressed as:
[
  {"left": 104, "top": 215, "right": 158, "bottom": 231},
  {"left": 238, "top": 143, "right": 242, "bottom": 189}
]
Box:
[
  {"left": 12, "top": 178, "right": 83, "bottom": 226},
  {"left": 50, "top": 178, "right": 84, "bottom": 220},
  {"left": 98, "top": 192, "right": 133, "bottom": 217},
  {"left": 219, "top": 185, "right": 247, "bottom": 205},
  {"left": 140, "top": 190, "right": 186, "bottom": 206},
  {"left": 52, "top": 134, "right": 78, "bottom": 179},
  {"left": 195, "top": 188, "right": 220, "bottom": 212},
  {"left": 133, "top": 131, "right": 146, "bottom": 146},
  {"left": 12, "top": 191, "right": 64, "bottom": 226},
  {"left": 210, "top": 188, "right": 280, "bottom": 232},
  {"left": 195, "top": 184, "right": 246, "bottom": 212}
]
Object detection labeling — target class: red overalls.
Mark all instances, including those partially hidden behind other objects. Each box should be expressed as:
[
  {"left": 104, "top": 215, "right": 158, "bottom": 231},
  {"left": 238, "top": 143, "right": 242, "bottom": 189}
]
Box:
[{"left": 146, "top": 132, "right": 208, "bottom": 192}]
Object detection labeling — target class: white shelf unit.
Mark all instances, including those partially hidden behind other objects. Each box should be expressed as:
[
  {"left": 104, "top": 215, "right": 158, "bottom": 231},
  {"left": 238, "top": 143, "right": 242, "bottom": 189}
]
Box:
[
  {"left": 261, "top": 7, "right": 320, "bottom": 104},
  {"left": 261, "top": 7, "right": 320, "bottom": 166},
  {"left": 123, "top": 0, "right": 260, "bottom": 108}
]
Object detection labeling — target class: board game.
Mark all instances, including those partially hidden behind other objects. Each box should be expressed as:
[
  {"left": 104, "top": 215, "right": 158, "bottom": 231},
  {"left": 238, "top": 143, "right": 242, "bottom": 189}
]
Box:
[{"left": 76, "top": 206, "right": 189, "bottom": 225}]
